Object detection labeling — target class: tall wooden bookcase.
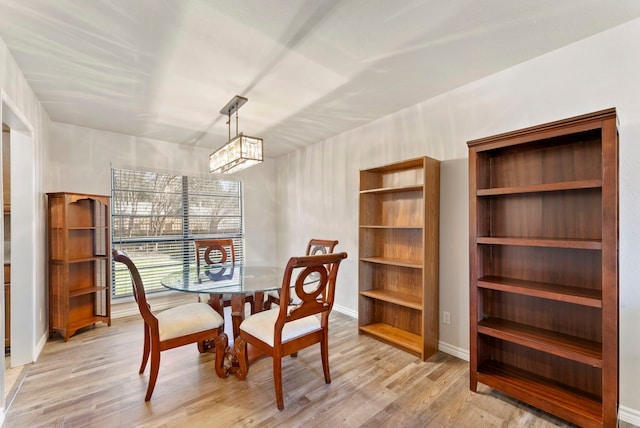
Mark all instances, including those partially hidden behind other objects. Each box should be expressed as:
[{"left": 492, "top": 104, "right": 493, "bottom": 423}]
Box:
[
  {"left": 48, "top": 192, "right": 111, "bottom": 341},
  {"left": 467, "top": 109, "right": 619, "bottom": 427},
  {"left": 358, "top": 156, "right": 440, "bottom": 361}
]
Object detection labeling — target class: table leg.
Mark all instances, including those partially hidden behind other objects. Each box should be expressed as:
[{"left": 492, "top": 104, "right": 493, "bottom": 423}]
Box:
[
  {"left": 215, "top": 292, "right": 269, "bottom": 378},
  {"left": 253, "top": 292, "right": 264, "bottom": 314},
  {"left": 230, "top": 291, "right": 266, "bottom": 336},
  {"left": 230, "top": 294, "right": 245, "bottom": 340}
]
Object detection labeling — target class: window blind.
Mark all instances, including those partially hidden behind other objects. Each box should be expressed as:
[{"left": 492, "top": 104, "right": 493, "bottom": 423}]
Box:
[{"left": 111, "top": 168, "right": 243, "bottom": 297}]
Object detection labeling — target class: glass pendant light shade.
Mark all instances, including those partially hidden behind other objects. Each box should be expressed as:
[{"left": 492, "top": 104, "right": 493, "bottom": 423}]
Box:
[
  {"left": 209, "top": 133, "right": 263, "bottom": 174},
  {"left": 209, "top": 95, "right": 263, "bottom": 174}
]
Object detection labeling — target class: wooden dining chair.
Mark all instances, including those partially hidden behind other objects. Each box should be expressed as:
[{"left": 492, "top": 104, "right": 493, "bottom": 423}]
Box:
[
  {"left": 112, "top": 249, "right": 228, "bottom": 401},
  {"left": 195, "top": 239, "right": 235, "bottom": 270},
  {"left": 234, "top": 251, "right": 348, "bottom": 410},
  {"left": 264, "top": 238, "right": 339, "bottom": 310},
  {"left": 194, "top": 239, "right": 254, "bottom": 317}
]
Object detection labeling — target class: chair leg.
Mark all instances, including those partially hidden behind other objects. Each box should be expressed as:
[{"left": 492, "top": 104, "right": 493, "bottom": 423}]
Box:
[
  {"left": 273, "top": 355, "right": 285, "bottom": 410},
  {"left": 213, "top": 333, "right": 229, "bottom": 378},
  {"left": 234, "top": 337, "right": 249, "bottom": 380},
  {"left": 264, "top": 294, "right": 280, "bottom": 311},
  {"left": 321, "top": 331, "right": 331, "bottom": 384},
  {"left": 139, "top": 324, "right": 151, "bottom": 374},
  {"left": 145, "top": 348, "right": 161, "bottom": 401},
  {"left": 197, "top": 339, "right": 209, "bottom": 353}
]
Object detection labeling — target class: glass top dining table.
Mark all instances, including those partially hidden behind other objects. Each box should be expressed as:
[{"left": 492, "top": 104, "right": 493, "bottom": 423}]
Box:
[
  {"left": 161, "top": 264, "right": 286, "bottom": 295},
  {"left": 161, "top": 264, "right": 314, "bottom": 340}
]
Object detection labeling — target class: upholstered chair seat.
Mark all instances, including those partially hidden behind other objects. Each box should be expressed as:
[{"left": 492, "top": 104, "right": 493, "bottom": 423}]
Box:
[
  {"left": 239, "top": 307, "right": 320, "bottom": 346},
  {"left": 157, "top": 302, "right": 224, "bottom": 341}
]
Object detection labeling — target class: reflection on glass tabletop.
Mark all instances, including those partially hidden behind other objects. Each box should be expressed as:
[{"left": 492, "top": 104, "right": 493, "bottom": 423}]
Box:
[{"left": 160, "top": 264, "right": 318, "bottom": 294}]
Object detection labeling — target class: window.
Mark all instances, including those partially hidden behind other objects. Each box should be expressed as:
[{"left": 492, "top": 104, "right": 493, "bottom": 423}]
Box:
[{"left": 111, "top": 168, "right": 243, "bottom": 297}]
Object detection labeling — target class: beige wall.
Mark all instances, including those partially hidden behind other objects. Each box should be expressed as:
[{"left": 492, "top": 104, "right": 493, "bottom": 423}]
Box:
[{"left": 275, "top": 17, "right": 640, "bottom": 421}]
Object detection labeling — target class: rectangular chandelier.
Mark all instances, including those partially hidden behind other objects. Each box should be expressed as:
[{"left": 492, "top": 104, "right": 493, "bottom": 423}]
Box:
[
  {"left": 209, "top": 133, "right": 263, "bottom": 174},
  {"left": 209, "top": 95, "right": 263, "bottom": 174}
]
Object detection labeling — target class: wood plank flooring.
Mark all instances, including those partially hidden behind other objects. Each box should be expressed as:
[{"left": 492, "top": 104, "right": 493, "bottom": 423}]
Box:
[{"left": 2, "top": 313, "right": 631, "bottom": 427}]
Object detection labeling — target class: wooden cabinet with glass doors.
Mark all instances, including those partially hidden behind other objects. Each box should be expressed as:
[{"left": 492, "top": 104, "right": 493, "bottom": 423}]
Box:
[
  {"left": 358, "top": 156, "right": 440, "bottom": 361},
  {"left": 48, "top": 192, "right": 111, "bottom": 341},
  {"left": 467, "top": 108, "right": 619, "bottom": 427}
]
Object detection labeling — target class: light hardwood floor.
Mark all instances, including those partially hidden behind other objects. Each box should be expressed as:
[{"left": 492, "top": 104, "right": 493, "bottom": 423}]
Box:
[{"left": 3, "top": 313, "right": 633, "bottom": 427}]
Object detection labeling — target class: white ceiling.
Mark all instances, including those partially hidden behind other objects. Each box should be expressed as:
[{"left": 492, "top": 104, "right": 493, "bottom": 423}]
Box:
[{"left": 1, "top": 0, "right": 640, "bottom": 158}]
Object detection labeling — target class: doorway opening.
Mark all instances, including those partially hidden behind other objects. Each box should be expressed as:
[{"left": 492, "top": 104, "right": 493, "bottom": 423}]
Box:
[{"left": 1, "top": 98, "right": 37, "bottom": 413}]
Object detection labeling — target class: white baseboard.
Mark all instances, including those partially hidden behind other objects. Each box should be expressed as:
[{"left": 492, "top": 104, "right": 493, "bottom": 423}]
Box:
[
  {"left": 438, "top": 340, "right": 470, "bottom": 361},
  {"left": 619, "top": 405, "right": 640, "bottom": 426},
  {"left": 332, "top": 304, "right": 357, "bottom": 319},
  {"left": 34, "top": 330, "right": 48, "bottom": 361}
]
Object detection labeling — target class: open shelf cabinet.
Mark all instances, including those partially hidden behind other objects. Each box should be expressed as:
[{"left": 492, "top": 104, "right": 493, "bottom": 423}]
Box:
[
  {"left": 467, "top": 108, "right": 619, "bottom": 427},
  {"left": 48, "top": 192, "right": 111, "bottom": 341},
  {"left": 358, "top": 157, "right": 440, "bottom": 361}
]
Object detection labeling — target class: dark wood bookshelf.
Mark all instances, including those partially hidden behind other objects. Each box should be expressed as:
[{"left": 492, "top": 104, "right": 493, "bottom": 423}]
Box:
[{"left": 467, "top": 108, "right": 619, "bottom": 427}]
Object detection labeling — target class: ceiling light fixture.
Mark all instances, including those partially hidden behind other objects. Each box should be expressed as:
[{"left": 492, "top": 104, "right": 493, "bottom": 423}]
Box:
[{"left": 209, "top": 95, "right": 263, "bottom": 174}]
